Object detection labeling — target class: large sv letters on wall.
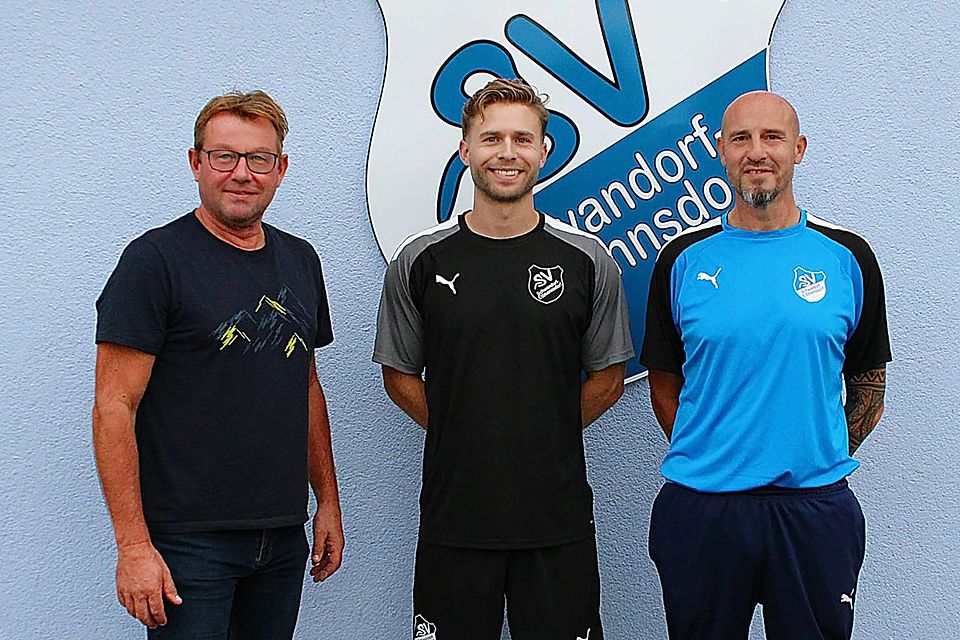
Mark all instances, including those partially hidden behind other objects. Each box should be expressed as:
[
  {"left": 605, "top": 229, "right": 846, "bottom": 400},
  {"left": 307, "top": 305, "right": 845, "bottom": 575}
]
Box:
[{"left": 367, "top": 0, "right": 786, "bottom": 380}]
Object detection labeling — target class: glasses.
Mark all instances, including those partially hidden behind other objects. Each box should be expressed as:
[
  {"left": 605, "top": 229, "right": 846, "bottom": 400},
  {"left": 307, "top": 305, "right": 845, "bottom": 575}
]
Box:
[{"left": 200, "top": 149, "right": 280, "bottom": 174}]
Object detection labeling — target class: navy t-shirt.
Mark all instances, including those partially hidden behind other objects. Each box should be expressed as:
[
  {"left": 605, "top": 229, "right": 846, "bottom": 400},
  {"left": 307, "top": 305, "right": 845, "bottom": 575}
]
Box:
[{"left": 96, "top": 212, "right": 333, "bottom": 533}]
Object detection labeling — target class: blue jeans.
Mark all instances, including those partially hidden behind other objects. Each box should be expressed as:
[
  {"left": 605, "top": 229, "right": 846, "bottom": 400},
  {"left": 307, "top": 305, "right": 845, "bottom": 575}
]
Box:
[{"left": 148, "top": 526, "right": 309, "bottom": 640}]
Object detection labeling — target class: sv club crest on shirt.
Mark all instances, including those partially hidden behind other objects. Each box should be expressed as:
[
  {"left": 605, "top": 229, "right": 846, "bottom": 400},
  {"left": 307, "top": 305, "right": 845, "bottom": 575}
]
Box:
[
  {"left": 413, "top": 614, "right": 437, "bottom": 640},
  {"left": 793, "top": 267, "right": 827, "bottom": 303},
  {"left": 528, "top": 265, "right": 564, "bottom": 304}
]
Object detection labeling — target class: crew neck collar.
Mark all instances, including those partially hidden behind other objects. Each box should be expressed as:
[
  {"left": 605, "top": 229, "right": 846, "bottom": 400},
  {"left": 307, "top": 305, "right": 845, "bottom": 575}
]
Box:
[
  {"left": 458, "top": 211, "right": 545, "bottom": 246},
  {"left": 721, "top": 208, "right": 807, "bottom": 239},
  {"left": 189, "top": 209, "right": 271, "bottom": 255}
]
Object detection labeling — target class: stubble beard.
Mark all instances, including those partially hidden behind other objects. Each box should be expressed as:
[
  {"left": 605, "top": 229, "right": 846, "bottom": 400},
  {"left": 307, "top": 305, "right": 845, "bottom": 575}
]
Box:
[
  {"left": 471, "top": 164, "right": 539, "bottom": 204},
  {"left": 200, "top": 184, "right": 269, "bottom": 230},
  {"left": 211, "top": 205, "right": 264, "bottom": 230}
]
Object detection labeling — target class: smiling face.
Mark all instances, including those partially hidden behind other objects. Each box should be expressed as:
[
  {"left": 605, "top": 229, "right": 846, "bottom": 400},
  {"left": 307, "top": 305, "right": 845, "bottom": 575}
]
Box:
[
  {"left": 718, "top": 92, "right": 806, "bottom": 210},
  {"left": 458, "top": 102, "right": 548, "bottom": 205},
  {"left": 189, "top": 114, "right": 288, "bottom": 229}
]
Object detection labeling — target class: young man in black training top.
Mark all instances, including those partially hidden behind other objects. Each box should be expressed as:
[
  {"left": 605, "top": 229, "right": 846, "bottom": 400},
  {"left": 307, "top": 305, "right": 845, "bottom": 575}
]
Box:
[{"left": 375, "top": 78, "right": 633, "bottom": 640}]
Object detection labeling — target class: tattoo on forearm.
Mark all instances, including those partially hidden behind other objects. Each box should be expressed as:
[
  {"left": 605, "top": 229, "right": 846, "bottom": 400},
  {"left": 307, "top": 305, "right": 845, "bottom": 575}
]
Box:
[{"left": 845, "top": 366, "right": 886, "bottom": 454}]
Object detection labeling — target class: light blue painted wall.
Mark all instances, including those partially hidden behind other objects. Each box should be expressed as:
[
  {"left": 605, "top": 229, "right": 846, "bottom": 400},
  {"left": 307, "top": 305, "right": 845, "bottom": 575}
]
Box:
[{"left": 1, "top": 1, "right": 957, "bottom": 638}]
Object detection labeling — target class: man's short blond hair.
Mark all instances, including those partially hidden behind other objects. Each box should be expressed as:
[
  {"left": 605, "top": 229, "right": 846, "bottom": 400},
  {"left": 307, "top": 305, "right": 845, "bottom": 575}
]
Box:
[
  {"left": 194, "top": 90, "right": 289, "bottom": 152},
  {"left": 461, "top": 78, "right": 549, "bottom": 139}
]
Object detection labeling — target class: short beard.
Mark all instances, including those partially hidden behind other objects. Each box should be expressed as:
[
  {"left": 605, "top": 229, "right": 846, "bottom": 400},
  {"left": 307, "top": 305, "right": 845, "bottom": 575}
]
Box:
[
  {"left": 739, "top": 186, "right": 780, "bottom": 210},
  {"left": 471, "top": 165, "right": 538, "bottom": 204}
]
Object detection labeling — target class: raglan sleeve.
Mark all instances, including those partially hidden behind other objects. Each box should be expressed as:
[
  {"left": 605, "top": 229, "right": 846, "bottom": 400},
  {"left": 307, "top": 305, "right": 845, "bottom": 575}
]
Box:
[
  {"left": 639, "top": 248, "right": 685, "bottom": 375},
  {"left": 843, "top": 242, "right": 892, "bottom": 375},
  {"left": 581, "top": 247, "right": 634, "bottom": 372},
  {"left": 95, "top": 237, "right": 171, "bottom": 355},
  {"left": 372, "top": 248, "right": 424, "bottom": 375}
]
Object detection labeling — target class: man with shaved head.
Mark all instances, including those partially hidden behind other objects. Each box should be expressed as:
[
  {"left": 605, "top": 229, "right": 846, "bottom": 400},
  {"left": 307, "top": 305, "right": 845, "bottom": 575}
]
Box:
[{"left": 640, "top": 91, "right": 891, "bottom": 639}]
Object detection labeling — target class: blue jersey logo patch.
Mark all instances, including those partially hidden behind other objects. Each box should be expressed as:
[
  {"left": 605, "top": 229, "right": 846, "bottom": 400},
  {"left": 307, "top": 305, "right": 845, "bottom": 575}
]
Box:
[{"left": 793, "top": 267, "right": 827, "bottom": 303}]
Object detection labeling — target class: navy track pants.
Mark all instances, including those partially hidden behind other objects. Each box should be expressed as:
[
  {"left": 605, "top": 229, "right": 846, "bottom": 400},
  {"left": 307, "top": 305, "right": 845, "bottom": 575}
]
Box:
[{"left": 649, "top": 479, "right": 865, "bottom": 640}]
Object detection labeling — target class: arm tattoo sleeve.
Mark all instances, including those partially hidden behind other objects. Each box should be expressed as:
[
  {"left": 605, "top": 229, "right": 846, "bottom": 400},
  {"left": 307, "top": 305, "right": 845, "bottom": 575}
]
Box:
[{"left": 844, "top": 366, "right": 887, "bottom": 454}]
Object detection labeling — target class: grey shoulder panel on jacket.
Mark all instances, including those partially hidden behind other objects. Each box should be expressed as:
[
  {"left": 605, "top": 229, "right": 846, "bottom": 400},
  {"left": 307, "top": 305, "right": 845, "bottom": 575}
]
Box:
[
  {"left": 542, "top": 215, "right": 614, "bottom": 268},
  {"left": 390, "top": 218, "right": 461, "bottom": 270}
]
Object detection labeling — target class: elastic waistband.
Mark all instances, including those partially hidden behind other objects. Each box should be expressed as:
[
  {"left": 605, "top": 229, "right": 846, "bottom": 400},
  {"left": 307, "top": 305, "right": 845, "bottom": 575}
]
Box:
[
  {"left": 667, "top": 478, "right": 850, "bottom": 500},
  {"left": 740, "top": 478, "right": 848, "bottom": 498}
]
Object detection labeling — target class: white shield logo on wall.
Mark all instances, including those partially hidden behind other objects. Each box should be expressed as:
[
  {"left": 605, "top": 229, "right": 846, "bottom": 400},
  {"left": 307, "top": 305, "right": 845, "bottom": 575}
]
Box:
[{"left": 368, "top": 0, "right": 785, "bottom": 380}]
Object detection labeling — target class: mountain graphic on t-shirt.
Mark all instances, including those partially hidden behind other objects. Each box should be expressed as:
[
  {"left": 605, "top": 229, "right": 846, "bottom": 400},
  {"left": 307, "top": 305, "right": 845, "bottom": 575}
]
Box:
[{"left": 210, "top": 286, "right": 311, "bottom": 357}]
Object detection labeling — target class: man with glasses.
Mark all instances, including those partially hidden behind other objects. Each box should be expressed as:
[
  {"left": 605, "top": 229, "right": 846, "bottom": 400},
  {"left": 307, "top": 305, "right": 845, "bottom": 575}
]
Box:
[{"left": 93, "top": 90, "right": 343, "bottom": 638}]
